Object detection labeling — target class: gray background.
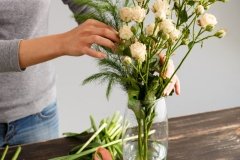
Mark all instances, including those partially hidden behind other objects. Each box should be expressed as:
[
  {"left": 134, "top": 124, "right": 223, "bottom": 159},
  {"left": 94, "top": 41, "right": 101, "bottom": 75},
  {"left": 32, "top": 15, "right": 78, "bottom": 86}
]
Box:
[{"left": 48, "top": 0, "right": 240, "bottom": 134}]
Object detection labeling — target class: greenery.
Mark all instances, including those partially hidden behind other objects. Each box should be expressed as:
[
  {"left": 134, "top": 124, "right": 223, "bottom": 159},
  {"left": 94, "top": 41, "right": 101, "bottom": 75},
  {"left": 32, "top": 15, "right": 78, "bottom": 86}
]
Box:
[
  {"left": 51, "top": 112, "right": 128, "bottom": 160},
  {"left": 74, "top": 0, "right": 227, "bottom": 159},
  {"left": 0, "top": 146, "right": 22, "bottom": 160}
]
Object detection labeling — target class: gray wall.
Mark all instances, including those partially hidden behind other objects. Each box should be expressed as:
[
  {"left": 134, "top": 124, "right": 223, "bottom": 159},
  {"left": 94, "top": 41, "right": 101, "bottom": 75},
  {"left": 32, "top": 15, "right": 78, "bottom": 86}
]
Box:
[{"left": 48, "top": 0, "right": 240, "bottom": 134}]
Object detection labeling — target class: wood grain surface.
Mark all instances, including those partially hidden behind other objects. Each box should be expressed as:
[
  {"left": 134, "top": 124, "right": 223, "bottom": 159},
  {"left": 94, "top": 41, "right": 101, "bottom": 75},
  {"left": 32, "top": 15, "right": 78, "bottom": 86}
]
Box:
[{"left": 1, "top": 107, "right": 240, "bottom": 160}]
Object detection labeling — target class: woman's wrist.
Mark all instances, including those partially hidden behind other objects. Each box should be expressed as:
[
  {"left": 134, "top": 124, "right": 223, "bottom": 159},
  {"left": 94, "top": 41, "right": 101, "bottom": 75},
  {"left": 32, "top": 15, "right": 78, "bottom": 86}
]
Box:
[
  {"left": 19, "top": 34, "right": 68, "bottom": 68},
  {"left": 54, "top": 33, "right": 67, "bottom": 57}
]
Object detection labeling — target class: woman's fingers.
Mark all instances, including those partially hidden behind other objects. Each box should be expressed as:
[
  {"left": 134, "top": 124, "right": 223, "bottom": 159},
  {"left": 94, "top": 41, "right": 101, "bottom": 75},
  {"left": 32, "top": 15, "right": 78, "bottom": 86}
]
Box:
[
  {"left": 84, "top": 48, "right": 106, "bottom": 59},
  {"left": 159, "top": 53, "right": 165, "bottom": 64},
  {"left": 94, "top": 147, "right": 112, "bottom": 160},
  {"left": 159, "top": 53, "right": 181, "bottom": 96},
  {"left": 174, "top": 76, "right": 181, "bottom": 95},
  {"left": 165, "top": 59, "right": 175, "bottom": 78},
  {"left": 159, "top": 53, "right": 175, "bottom": 77},
  {"left": 164, "top": 75, "right": 181, "bottom": 96},
  {"left": 87, "top": 35, "right": 116, "bottom": 51},
  {"left": 63, "top": 19, "right": 120, "bottom": 58},
  {"left": 92, "top": 27, "right": 120, "bottom": 43},
  {"left": 164, "top": 76, "right": 176, "bottom": 96}
]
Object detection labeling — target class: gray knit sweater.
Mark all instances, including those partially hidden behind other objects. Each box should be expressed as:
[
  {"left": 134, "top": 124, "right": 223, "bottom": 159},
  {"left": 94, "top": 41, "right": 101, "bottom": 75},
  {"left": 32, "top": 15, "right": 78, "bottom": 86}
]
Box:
[{"left": 0, "top": 0, "right": 87, "bottom": 123}]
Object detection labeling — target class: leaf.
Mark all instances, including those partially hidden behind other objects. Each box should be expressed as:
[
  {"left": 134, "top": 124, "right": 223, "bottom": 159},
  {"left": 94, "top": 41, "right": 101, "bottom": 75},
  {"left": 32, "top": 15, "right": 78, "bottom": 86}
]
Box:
[
  {"left": 98, "top": 58, "right": 125, "bottom": 76},
  {"left": 82, "top": 72, "right": 121, "bottom": 85},
  {"left": 74, "top": 12, "right": 102, "bottom": 24},
  {"left": 73, "top": 0, "right": 120, "bottom": 29},
  {"left": 173, "top": 1, "right": 180, "bottom": 10},
  {"left": 179, "top": 7, "right": 188, "bottom": 24},
  {"left": 106, "top": 78, "right": 114, "bottom": 100},
  {"left": 187, "top": 1, "right": 195, "bottom": 6},
  {"left": 127, "top": 89, "right": 145, "bottom": 119},
  {"left": 122, "top": 47, "right": 131, "bottom": 57},
  {"left": 131, "top": 25, "right": 140, "bottom": 35},
  {"left": 90, "top": 115, "right": 98, "bottom": 132},
  {"left": 128, "top": 98, "right": 145, "bottom": 119}
]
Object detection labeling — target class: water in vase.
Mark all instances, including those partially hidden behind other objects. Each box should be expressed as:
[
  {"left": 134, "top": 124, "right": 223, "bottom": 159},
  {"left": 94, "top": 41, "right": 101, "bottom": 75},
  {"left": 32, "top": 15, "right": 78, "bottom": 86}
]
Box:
[{"left": 123, "top": 140, "right": 167, "bottom": 160}]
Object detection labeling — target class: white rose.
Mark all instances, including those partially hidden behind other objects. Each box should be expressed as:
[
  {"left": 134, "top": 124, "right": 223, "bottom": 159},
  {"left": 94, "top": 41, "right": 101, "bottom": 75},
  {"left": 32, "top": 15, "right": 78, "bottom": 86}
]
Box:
[
  {"left": 169, "top": 28, "right": 181, "bottom": 41},
  {"left": 155, "top": 11, "right": 167, "bottom": 20},
  {"left": 195, "top": 5, "right": 205, "bottom": 15},
  {"left": 145, "top": 23, "right": 159, "bottom": 36},
  {"left": 120, "top": 7, "right": 133, "bottom": 22},
  {"left": 159, "top": 19, "right": 175, "bottom": 34},
  {"left": 122, "top": 56, "right": 132, "bottom": 65},
  {"left": 130, "top": 42, "right": 147, "bottom": 62},
  {"left": 152, "top": 0, "right": 169, "bottom": 13},
  {"left": 198, "top": 13, "right": 217, "bottom": 28},
  {"left": 132, "top": 6, "right": 146, "bottom": 23},
  {"left": 119, "top": 25, "right": 133, "bottom": 40}
]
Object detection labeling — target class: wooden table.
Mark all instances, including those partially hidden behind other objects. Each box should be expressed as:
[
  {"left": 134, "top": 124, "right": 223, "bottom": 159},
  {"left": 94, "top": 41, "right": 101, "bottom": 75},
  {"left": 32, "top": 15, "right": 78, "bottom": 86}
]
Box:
[{"left": 1, "top": 107, "right": 240, "bottom": 160}]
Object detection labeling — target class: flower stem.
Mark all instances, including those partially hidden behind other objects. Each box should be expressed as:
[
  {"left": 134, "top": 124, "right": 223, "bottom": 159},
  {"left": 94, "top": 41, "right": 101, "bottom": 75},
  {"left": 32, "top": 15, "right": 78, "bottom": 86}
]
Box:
[
  {"left": 76, "top": 123, "right": 107, "bottom": 154},
  {"left": 195, "top": 35, "right": 214, "bottom": 43},
  {"left": 0, "top": 145, "right": 9, "bottom": 160},
  {"left": 11, "top": 146, "right": 21, "bottom": 160},
  {"left": 50, "top": 131, "right": 156, "bottom": 160},
  {"left": 143, "top": 118, "right": 148, "bottom": 160},
  {"left": 137, "top": 119, "right": 143, "bottom": 160}
]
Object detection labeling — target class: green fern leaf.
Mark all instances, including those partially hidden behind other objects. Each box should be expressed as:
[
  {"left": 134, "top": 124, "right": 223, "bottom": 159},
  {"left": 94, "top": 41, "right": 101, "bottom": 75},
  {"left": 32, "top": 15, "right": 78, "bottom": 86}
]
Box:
[
  {"left": 98, "top": 58, "right": 125, "bottom": 76},
  {"left": 106, "top": 78, "right": 114, "bottom": 100}
]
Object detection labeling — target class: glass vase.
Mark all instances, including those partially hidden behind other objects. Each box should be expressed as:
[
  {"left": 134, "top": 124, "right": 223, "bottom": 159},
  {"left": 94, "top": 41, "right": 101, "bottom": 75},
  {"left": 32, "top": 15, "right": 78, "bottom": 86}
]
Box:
[{"left": 122, "top": 98, "right": 168, "bottom": 160}]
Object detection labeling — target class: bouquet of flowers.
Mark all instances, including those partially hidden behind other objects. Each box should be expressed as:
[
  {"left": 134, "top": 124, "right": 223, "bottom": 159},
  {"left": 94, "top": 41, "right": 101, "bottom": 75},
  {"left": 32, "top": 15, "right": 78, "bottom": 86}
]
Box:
[{"left": 73, "top": 0, "right": 227, "bottom": 159}]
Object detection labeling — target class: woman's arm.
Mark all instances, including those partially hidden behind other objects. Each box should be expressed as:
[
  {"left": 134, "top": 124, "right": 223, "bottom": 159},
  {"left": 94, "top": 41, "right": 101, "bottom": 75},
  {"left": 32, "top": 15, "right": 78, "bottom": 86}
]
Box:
[{"left": 19, "top": 19, "right": 119, "bottom": 69}]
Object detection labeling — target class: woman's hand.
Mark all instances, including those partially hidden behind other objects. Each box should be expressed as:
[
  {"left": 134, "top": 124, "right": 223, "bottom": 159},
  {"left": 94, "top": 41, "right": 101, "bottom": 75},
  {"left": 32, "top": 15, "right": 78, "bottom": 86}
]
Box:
[
  {"left": 159, "top": 53, "right": 181, "bottom": 96},
  {"left": 61, "top": 19, "right": 119, "bottom": 58},
  {"left": 19, "top": 19, "right": 119, "bottom": 69},
  {"left": 94, "top": 147, "right": 112, "bottom": 160}
]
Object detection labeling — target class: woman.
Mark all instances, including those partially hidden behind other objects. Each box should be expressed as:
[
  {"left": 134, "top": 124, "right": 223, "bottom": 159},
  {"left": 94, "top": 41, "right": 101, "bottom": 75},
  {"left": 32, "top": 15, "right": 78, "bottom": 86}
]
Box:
[{"left": 0, "top": 0, "right": 180, "bottom": 148}]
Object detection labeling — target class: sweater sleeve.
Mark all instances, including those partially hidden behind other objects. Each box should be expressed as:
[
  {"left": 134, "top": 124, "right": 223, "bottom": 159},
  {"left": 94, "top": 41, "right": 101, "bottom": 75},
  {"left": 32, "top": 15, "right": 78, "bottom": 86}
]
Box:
[
  {"left": 0, "top": 39, "right": 23, "bottom": 73},
  {"left": 62, "top": 0, "right": 90, "bottom": 23}
]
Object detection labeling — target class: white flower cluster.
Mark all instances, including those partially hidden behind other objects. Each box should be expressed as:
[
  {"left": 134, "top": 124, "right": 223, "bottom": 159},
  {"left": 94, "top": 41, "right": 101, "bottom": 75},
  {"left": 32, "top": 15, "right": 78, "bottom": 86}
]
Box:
[
  {"left": 145, "top": 23, "right": 159, "bottom": 36},
  {"left": 152, "top": 0, "right": 169, "bottom": 20},
  {"left": 120, "top": 6, "right": 146, "bottom": 23},
  {"left": 119, "top": 5, "right": 147, "bottom": 62},
  {"left": 151, "top": 0, "right": 181, "bottom": 41},
  {"left": 118, "top": 0, "right": 225, "bottom": 64},
  {"left": 159, "top": 19, "right": 181, "bottom": 41}
]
